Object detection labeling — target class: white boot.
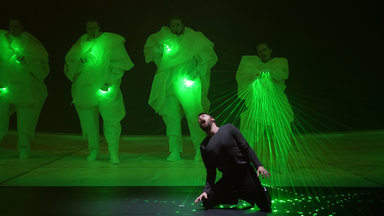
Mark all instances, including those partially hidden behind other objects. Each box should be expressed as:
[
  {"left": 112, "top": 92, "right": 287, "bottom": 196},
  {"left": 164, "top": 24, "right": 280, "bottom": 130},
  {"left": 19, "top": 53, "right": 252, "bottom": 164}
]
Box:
[
  {"left": 167, "top": 152, "right": 181, "bottom": 162},
  {"left": 86, "top": 150, "right": 98, "bottom": 161},
  {"left": 110, "top": 153, "right": 120, "bottom": 164}
]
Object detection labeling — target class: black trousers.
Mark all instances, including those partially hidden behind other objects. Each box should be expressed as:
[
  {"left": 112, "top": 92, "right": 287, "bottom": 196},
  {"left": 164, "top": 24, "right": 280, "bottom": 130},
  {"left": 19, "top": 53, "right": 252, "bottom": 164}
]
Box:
[{"left": 203, "top": 164, "right": 271, "bottom": 212}]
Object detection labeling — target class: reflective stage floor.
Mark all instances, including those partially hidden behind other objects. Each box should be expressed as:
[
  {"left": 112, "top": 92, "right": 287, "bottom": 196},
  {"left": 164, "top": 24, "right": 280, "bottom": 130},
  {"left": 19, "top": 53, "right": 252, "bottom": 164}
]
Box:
[{"left": 0, "top": 130, "right": 383, "bottom": 215}]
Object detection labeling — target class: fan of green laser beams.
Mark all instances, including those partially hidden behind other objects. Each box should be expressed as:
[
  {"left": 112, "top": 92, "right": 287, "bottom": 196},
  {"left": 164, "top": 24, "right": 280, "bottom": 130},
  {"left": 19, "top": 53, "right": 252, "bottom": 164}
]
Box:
[{"left": 207, "top": 74, "right": 343, "bottom": 199}]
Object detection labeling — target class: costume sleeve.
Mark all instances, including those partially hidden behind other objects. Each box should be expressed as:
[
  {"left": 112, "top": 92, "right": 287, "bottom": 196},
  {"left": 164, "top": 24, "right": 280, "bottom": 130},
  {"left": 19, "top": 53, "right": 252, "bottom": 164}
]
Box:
[
  {"left": 64, "top": 37, "right": 82, "bottom": 82},
  {"left": 268, "top": 58, "right": 289, "bottom": 81},
  {"left": 0, "top": 31, "right": 9, "bottom": 83},
  {"left": 236, "top": 56, "right": 262, "bottom": 99},
  {"left": 231, "top": 125, "right": 263, "bottom": 168},
  {"left": 143, "top": 31, "right": 163, "bottom": 66},
  {"left": 236, "top": 56, "right": 261, "bottom": 86},
  {"left": 23, "top": 33, "right": 49, "bottom": 82},
  {"left": 194, "top": 32, "right": 218, "bottom": 71},
  {"left": 201, "top": 145, "right": 217, "bottom": 194},
  {"left": 189, "top": 32, "right": 217, "bottom": 111},
  {"left": 195, "top": 44, "right": 217, "bottom": 86},
  {"left": 107, "top": 37, "right": 134, "bottom": 85}
]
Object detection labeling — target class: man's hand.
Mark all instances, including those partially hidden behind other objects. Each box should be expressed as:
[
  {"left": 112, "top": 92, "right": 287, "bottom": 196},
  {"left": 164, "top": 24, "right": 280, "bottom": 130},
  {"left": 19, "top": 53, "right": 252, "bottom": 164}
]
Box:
[
  {"left": 188, "top": 71, "right": 199, "bottom": 80},
  {"left": 193, "top": 55, "right": 203, "bottom": 64},
  {"left": 100, "top": 83, "right": 110, "bottom": 91},
  {"left": 194, "top": 192, "right": 208, "bottom": 204},
  {"left": 72, "top": 73, "right": 80, "bottom": 82},
  {"left": 156, "top": 44, "right": 164, "bottom": 54},
  {"left": 16, "top": 55, "right": 24, "bottom": 63},
  {"left": 80, "top": 57, "right": 87, "bottom": 64},
  {"left": 257, "top": 166, "right": 271, "bottom": 179}
]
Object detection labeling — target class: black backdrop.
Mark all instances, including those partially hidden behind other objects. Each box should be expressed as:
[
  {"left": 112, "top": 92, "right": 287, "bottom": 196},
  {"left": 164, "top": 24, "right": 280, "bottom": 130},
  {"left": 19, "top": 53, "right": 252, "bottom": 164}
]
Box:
[{"left": 1, "top": 0, "right": 382, "bottom": 135}]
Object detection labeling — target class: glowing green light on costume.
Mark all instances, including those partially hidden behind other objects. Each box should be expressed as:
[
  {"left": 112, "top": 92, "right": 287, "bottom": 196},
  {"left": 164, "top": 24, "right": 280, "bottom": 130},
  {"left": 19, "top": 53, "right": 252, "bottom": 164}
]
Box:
[
  {"left": 213, "top": 64, "right": 336, "bottom": 200},
  {"left": 80, "top": 42, "right": 105, "bottom": 66},
  {"left": 0, "top": 87, "right": 9, "bottom": 94},
  {"left": 165, "top": 44, "right": 172, "bottom": 53},
  {"left": 163, "top": 40, "right": 179, "bottom": 55},
  {"left": 15, "top": 56, "right": 23, "bottom": 64},
  {"left": 7, "top": 42, "right": 24, "bottom": 64},
  {"left": 97, "top": 86, "right": 113, "bottom": 99},
  {"left": 9, "top": 52, "right": 24, "bottom": 64},
  {"left": 98, "top": 87, "right": 111, "bottom": 94},
  {"left": 174, "top": 74, "right": 201, "bottom": 111},
  {"left": 183, "top": 78, "right": 194, "bottom": 87}
]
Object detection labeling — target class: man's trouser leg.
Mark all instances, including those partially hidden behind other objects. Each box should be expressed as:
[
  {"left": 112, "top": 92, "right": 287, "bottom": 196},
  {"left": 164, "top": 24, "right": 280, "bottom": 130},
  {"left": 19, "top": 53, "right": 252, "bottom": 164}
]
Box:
[
  {"left": 75, "top": 104, "right": 100, "bottom": 160},
  {"left": 185, "top": 111, "right": 204, "bottom": 160},
  {"left": 176, "top": 77, "right": 204, "bottom": 160},
  {"left": 202, "top": 178, "right": 238, "bottom": 209},
  {"left": 15, "top": 99, "right": 45, "bottom": 159},
  {"left": 0, "top": 101, "right": 11, "bottom": 151},
  {"left": 240, "top": 109, "right": 252, "bottom": 148},
  {"left": 238, "top": 165, "right": 271, "bottom": 212},
  {"left": 161, "top": 96, "right": 183, "bottom": 161},
  {"left": 100, "top": 90, "right": 125, "bottom": 164}
]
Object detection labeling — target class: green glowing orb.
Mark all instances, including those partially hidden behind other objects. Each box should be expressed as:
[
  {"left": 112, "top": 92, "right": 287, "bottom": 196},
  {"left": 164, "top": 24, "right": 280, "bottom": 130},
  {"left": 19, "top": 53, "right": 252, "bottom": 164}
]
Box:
[
  {"left": 163, "top": 40, "right": 179, "bottom": 55},
  {"left": 15, "top": 58, "right": 23, "bottom": 64},
  {"left": 0, "top": 87, "right": 9, "bottom": 94},
  {"left": 98, "top": 87, "right": 111, "bottom": 94},
  {"left": 97, "top": 87, "right": 113, "bottom": 98},
  {"left": 165, "top": 44, "right": 172, "bottom": 53},
  {"left": 183, "top": 79, "right": 194, "bottom": 87}
]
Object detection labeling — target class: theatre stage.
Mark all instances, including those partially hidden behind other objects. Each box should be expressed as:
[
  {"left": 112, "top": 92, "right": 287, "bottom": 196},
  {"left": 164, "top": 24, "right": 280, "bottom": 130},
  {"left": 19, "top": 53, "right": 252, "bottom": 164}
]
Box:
[{"left": 0, "top": 130, "right": 383, "bottom": 215}]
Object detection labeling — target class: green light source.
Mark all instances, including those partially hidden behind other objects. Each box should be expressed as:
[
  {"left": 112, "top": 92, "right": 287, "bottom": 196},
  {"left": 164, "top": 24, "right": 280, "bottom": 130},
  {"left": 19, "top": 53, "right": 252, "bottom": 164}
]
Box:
[
  {"left": 9, "top": 52, "right": 24, "bottom": 64},
  {"left": 8, "top": 43, "right": 24, "bottom": 64},
  {"left": 165, "top": 44, "right": 172, "bottom": 53},
  {"left": 97, "top": 86, "right": 113, "bottom": 99},
  {"left": 98, "top": 87, "right": 111, "bottom": 94},
  {"left": 163, "top": 40, "right": 179, "bottom": 55},
  {"left": 80, "top": 43, "right": 104, "bottom": 66},
  {"left": 183, "top": 78, "right": 194, "bottom": 87},
  {"left": 15, "top": 56, "right": 23, "bottom": 64},
  {"left": 0, "top": 87, "right": 9, "bottom": 94}
]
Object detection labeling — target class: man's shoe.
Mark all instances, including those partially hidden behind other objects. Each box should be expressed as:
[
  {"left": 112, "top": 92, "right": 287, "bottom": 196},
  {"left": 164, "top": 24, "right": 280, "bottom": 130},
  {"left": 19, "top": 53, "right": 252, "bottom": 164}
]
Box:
[
  {"left": 86, "top": 151, "right": 98, "bottom": 161},
  {"left": 110, "top": 154, "right": 120, "bottom": 164},
  {"left": 166, "top": 152, "right": 181, "bottom": 162},
  {"left": 194, "top": 153, "right": 201, "bottom": 161},
  {"left": 18, "top": 150, "right": 29, "bottom": 159}
]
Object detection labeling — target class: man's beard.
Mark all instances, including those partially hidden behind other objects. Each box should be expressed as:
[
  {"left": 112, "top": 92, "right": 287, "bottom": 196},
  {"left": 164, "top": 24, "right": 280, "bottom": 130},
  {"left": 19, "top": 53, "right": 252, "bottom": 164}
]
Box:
[
  {"left": 200, "top": 122, "right": 212, "bottom": 132},
  {"left": 172, "top": 28, "right": 184, "bottom": 36},
  {"left": 172, "top": 30, "right": 181, "bottom": 35}
]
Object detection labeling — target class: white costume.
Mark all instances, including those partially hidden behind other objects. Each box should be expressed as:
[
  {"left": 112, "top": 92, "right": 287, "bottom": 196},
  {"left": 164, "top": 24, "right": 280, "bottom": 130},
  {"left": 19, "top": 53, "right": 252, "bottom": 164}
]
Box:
[
  {"left": 236, "top": 56, "right": 294, "bottom": 171},
  {"left": 144, "top": 26, "right": 217, "bottom": 159},
  {"left": 64, "top": 32, "right": 134, "bottom": 163},
  {"left": 0, "top": 30, "right": 49, "bottom": 158}
]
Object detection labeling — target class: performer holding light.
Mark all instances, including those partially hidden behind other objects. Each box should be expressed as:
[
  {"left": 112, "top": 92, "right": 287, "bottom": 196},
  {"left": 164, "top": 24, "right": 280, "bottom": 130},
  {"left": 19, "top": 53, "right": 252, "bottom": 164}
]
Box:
[
  {"left": 0, "top": 18, "right": 49, "bottom": 159},
  {"left": 144, "top": 18, "right": 217, "bottom": 161},
  {"left": 64, "top": 18, "right": 134, "bottom": 164}
]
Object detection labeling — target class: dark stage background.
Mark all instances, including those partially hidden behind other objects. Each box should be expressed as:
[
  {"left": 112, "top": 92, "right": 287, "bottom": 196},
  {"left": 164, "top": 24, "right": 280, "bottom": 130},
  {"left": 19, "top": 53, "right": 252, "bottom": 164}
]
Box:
[{"left": 0, "top": 0, "right": 382, "bottom": 135}]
